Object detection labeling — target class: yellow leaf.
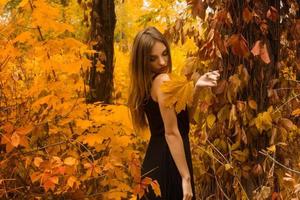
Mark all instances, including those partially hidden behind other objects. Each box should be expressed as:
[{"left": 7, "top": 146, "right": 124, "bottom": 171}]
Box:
[
  {"left": 34, "top": 157, "right": 43, "bottom": 167},
  {"left": 76, "top": 119, "right": 93, "bottom": 130},
  {"left": 225, "top": 163, "right": 232, "bottom": 171},
  {"left": 206, "top": 114, "right": 216, "bottom": 129},
  {"left": 13, "top": 31, "right": 32, "bottom": 43},
  {"left": 17, "top": 0, "right": 28, "bottom": 8},
  {"left": 254, "top": 110, "right": 272, "bottom": 133},
  {"left": 67, "top": 176, "right": 78, "bottom": 188},
  {"left": 232, "top": 148, "right": 249, "bottom": 162},
  {"left": 96, "top": 60, "right": 105, "bottom": 73},
  {"left": 64, "top": 157, "right": 77, "bottom": 166},
  {"left": 161, "top": 75, "right": 194, "bottom": 113},
  {"left": 267, "top": 145, "right": 276, "bottom": 153}
]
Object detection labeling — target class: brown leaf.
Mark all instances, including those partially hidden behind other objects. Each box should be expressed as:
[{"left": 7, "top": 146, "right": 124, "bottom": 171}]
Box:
[
  {"left": 227, "top": 34, "right": 249, "bottom": 57},
  {"left": 267, "top": 6, "right": 278, "bottom": 22},
  {"left": 189, "top": 0, "right": 206, "bottom": 19},
  {"left": 243, "top": 7, "right": 253, "bottom": 23}
]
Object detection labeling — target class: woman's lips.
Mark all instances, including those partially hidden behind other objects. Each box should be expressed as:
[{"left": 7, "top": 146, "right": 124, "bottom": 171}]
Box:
[{"left": 160, "top": 66, "right": 168, "bottom": 73}]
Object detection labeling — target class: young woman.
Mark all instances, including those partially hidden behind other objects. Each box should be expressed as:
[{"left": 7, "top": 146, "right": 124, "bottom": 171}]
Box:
[{"left": 128, "top": 27, "right": 220, "bottom": 200}]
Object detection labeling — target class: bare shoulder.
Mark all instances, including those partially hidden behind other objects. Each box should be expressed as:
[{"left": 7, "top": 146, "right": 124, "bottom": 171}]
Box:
[
  {"left": 152, "top": 73, "right": 171, "bottom": 86},
  {"left": 151, "top": 73, "right": 171, "bottom": 101}
]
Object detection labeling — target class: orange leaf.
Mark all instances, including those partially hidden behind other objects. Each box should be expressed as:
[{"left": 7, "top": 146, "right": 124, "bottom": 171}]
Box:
[
  {"left": 151, "top": 180, "right": 161, "bottom": 197},
  {"left": 11, "top": 132, "right": 20, "bottom": 147},
  {"left": 30, "top": 172, "right": 42, "bottom": 183},
  {"left": 34, "top": 157, "right": 43, "bottom": 167},
  {"left": 64, "top": 157, "right": 77, "bottom": 166},
  {"left": 291, "top": 108, "right": 300, "bottom": 117},
  {"left": 67, "top": 176, "right": 78, "bottom": 188},
  {"left": 43, "top": 176, "right": 58, "bottom": 192},
  {"left": 15, "top": 125, "right": 33, "bottom": 135},
  {"left": 248, "top": 99, "right": 257, "bottom": 110}
]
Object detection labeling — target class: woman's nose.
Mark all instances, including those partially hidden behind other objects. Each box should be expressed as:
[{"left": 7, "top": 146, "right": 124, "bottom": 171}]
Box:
[{"left": 158, "top": 56, "right": 166, "bottom": 66}]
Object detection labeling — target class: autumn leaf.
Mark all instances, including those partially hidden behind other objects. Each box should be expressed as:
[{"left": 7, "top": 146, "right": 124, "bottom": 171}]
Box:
[
  {"left": 226, "top": 34, "right": 250, "bottom": 57},
  {"left": 43, "top": 176, "right": 59, "bottom": 192},
  {"left": 232, "top": 148, "right": 249, "bottom": 162},
  {"left": 11, "top": 132, "right": 20, "bottom": 147},
  {"left": 253, "top": 110, "right": 272, "bottom": 133},
  {"left": 64, "top": 157, "right": 77, "bottom": 166},
  {"left": 30, "top": 172, "right": 42, "bottom": 183},
  {"left": 267, "top": 6, "right": 278, "bottom": 22},
  {"left": 160, "top": 75, "right": 194, "bottom": 113},
  {"left": 34, "top": 157, "right": 43, "bottom": 167},
  {"left": 251, "top": 40, "right": 271, "bottom": 64},
  {"left": 206, "top": 114, "right": 216, "bottom": 129},
  {"left": 242, "top": 7, "right": 253, "bottom": 23},
  {"left": 267, "top": 145, "right": 276, "bottom": 153},
  {"left": 291, "top": 108, "right": 300, "bottom": 117},
  {"left": 151, "top": 180, "right": 161, "bottom": 197},
  {"left": 248, "top": 99, "right": 257, "bottom": 110},
  {"left": 188, "top": 0, "right": 207, "bottom": 19}
]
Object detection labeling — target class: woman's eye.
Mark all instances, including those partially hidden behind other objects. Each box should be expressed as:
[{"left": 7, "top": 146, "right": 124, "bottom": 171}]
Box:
[
  {"left": 163, "top": 51, "right": 168, "bottom": 56},
  {"left": 149, "top": 57, "right": 156, "bottom": 62}
]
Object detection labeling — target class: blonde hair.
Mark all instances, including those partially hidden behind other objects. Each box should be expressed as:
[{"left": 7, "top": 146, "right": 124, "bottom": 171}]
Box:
[{"left": 128, "top": 27, "right": 172, "bottom": 130}]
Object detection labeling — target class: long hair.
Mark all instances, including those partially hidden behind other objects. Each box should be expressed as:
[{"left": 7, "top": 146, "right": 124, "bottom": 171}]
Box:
[{"left": 128, "top": 27, "right": 172, "bottom": 130}]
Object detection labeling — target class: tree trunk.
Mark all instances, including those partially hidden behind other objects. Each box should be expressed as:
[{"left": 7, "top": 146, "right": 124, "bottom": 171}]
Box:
[{"left": 89, "top": 0, "right": 116, "bottom": 103}]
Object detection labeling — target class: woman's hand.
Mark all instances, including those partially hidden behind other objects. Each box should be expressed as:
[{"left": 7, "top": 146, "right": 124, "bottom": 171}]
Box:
[
  {"left": 182, "top": 177, "right": 193, "bottom": 200},
  {"left": 195, "top": 70, "right": 220, "bottom": 88}
]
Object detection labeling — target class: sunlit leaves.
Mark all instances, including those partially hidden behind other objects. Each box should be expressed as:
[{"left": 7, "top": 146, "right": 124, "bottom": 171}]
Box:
[
  {"left": 160, "top": 75, "right": 194, "bottom": 113},
  {"left": 252, "top": 108, "right": 273, "bottom": 133}
]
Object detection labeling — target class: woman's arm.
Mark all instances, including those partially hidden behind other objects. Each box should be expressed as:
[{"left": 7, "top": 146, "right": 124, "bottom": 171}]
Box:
[
  {"left": 154, "top": 73, "right": 194, "bottom": 199},
  {"left": 152, "top": 73, "right": 191, "bottom": 181}
]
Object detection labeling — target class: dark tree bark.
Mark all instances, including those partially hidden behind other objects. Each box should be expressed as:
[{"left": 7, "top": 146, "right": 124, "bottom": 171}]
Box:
[{"left": 89, "top": 0, "right": 116, "bottom": 103}]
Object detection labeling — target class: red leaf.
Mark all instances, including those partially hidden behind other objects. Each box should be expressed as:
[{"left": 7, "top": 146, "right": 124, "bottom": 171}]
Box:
[{"left": 267, "top": 6, "right": 278, "bottom": 22}]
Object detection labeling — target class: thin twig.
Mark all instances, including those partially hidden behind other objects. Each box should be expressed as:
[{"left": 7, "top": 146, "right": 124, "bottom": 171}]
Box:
[
  {"left": 259, "top": 150, "right": 300, "bottom": 175},
  {"left": 214, "top": 175, "right": 231, "bottom": 200},
  {"left": 22, "top": 140, "right": 69, "bottom": 155},
  {"left": 197, "top": 145, "right": 224, "bottom": 165},
  {"left": 141, "top": 166, "right": 159, "bottom": 178},
  {"left": 207, "top": 139, "right": 230, "bottom": 164},
  {"left": 273, "top": 94, "right": 300, "bottom": 114}
]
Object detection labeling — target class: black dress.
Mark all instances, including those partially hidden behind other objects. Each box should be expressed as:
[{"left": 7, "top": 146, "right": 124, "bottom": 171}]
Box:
[{"left": 138, "top": 96, "right": 196, "bottom": 200}]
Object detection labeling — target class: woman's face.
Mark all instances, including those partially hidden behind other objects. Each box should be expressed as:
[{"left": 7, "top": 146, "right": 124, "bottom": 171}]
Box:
[{"left": 148, "top": 41, "right": 169, "bottom": 74}]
